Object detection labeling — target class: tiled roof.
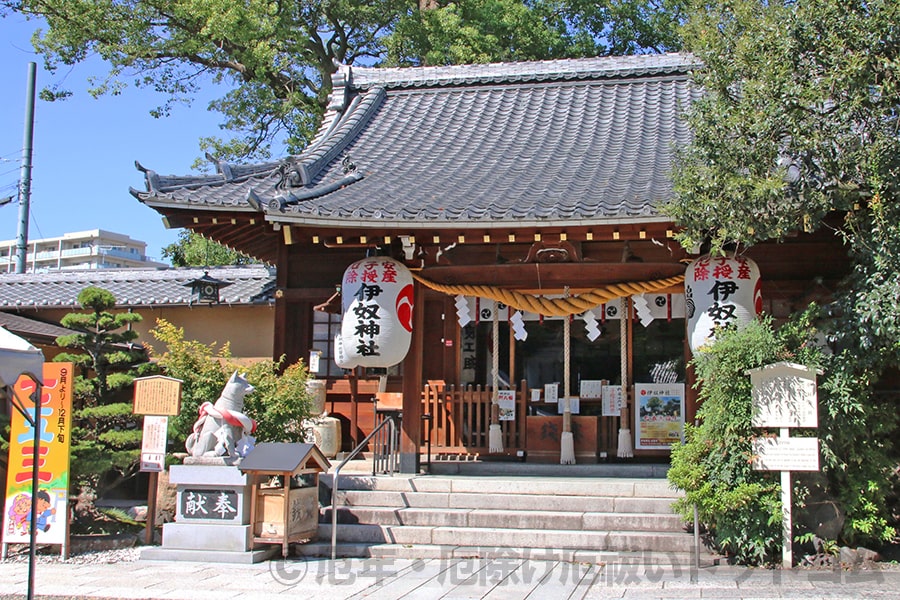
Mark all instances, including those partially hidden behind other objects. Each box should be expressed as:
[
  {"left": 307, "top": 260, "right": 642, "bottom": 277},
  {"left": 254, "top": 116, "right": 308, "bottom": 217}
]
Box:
[
  {"left": 0, "top": 265, "right": 276, "bottom": 309},
  {"left": 132, "top": 53, "right": 702, "bottom": 230},
  {"left": 0, "top": 311, "right": 73, "bottom": 342}
]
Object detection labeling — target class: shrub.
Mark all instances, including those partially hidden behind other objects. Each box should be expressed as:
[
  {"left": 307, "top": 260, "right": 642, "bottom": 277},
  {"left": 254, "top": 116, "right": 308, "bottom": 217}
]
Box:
[
  {"left": 149, "top": 319, "right": 314, "bottom": 448},
  {"left": 668, "top": 317, "right": 786, "bottom": 565},
  {"left": 670, "top": 308, "right": 898, "bottom": 565}
]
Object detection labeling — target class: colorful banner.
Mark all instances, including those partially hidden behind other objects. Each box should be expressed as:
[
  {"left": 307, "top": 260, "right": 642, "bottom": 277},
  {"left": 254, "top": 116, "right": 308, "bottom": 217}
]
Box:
[
  {"left": 3, "top": 363, "right": 73, "bottom": 546},
  {"left": 634, "top": 382, "right": 684, "bottom": 450}
]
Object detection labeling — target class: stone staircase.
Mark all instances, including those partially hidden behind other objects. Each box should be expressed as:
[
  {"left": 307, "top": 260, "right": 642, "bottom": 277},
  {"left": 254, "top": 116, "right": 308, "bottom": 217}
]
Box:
[{"left": 297, "top": 466, "right": 715, "bottom": 566}]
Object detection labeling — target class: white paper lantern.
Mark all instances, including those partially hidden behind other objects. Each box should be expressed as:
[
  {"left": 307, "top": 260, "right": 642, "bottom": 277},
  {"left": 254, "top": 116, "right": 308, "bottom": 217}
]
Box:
[
  {"left": 685, "top": 254, "right": 761, "bottom": 353},
  {"left": 336, "top": 257, "right": 414, "bottom": 368}
]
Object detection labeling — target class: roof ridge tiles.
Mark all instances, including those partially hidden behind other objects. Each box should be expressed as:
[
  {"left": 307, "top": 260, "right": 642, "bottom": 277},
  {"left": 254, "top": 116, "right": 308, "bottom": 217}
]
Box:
[{"left": 346, "top": 53, "right": 699, "bottom": 91}]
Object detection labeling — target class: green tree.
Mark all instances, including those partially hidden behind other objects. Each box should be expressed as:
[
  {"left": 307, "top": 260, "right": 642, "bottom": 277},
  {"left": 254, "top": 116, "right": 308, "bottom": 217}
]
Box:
[
  {"left": 54, "top": 287, "right": 156, "bottom": 521},
  {"left": 56, "top": 286, "right": 149, "bottom": 402},
  {"left": 161, "top": 230, "right": 258, "bottom": 267},
  {"left": 4, "top": 0, "right": 685, "bottom": 162},
  {"left": 667, "top": 0, "right": 900, "bottom": 548}
]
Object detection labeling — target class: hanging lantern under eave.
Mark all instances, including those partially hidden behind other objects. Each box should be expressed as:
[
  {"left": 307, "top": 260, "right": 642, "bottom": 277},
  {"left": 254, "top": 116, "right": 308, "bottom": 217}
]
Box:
[
  {"left": 685, "top": 253, "right": 762, "bottom": 353},
  {"left": 334, "top": 256, "right": 414, "bottom": 369},
  {"left": 184, "top": 271, "right": 232, "bottom": 305}
]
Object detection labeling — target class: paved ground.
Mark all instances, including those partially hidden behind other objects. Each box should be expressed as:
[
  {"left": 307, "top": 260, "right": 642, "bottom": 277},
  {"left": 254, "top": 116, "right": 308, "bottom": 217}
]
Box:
[{"left": 2, "top": 552, "right": 899, "bottom": 599}]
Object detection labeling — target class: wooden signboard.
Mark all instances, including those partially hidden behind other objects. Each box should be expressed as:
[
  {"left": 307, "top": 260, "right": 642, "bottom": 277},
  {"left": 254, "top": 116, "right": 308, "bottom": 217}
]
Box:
[
  {"left": 749, "top": 362, "right": 819, "bottom": 428},
  {"left": 133, "top": 376, "right": 183, "bottom": 416}
]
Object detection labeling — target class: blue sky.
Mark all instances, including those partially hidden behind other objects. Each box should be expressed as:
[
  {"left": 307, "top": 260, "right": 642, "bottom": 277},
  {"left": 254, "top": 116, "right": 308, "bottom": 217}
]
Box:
[{"left": 0, "top": 14, "right": 242, "bottom": 263}]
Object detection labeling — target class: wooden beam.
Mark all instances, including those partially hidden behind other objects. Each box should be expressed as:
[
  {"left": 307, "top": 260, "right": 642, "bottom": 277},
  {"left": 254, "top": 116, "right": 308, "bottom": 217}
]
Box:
[{"left": 418, "top": 262, "right": 686, "bottom": 289}]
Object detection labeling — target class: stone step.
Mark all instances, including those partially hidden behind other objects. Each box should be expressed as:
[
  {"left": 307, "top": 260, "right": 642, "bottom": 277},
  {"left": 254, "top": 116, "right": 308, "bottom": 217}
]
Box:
[
  {"left": 333, "top": 489, "right": 677, "bottom": 514},
  {"left": 295, "top": 541, "right": 717, "bottom": 568},
  {"left": 316, "top": 523, "right": 695, "bottom": 553},
  {"left": 294, "top": 542, "right": 713, "bottom": 567},
  {"left": 325, "top": 506, "right": 686, "bottom": 533},
  {"left": 426, "top": 461, "right": 672, "bottom": 479},
  {"left": 316, "top": 472, "right": 694, "bottom": 563},
  {"left": 323, "top": 474, "right": 680, "bottom": 499}
]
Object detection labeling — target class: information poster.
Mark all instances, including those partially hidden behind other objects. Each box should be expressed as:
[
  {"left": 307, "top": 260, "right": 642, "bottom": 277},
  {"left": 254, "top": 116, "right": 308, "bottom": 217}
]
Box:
[
  {"left": 140, "top": 415, "right": 169, "bottom": 472},
  {"left": 634, "top": 383, "right": 684, "bottom": 450},
  {"left": 497, "top": 390, "right": 516, "bottom": 421},
  {"left": 3, "top": 363, "right": 73, "bottom": 546}
]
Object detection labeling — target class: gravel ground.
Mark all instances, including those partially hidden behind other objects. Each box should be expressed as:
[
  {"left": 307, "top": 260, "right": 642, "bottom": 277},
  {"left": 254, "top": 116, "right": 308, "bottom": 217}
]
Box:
[{"left": 2, "top": 545, "right": 140, "bottom": 564}]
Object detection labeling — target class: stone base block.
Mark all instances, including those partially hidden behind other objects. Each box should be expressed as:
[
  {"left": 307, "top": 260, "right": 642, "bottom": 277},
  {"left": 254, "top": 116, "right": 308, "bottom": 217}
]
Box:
[
  {"left": 161, "top": 522, "right": 251, "bottom": 553},
  {"left": 140, "top": 545, "right": 279, "bottom": 564}
]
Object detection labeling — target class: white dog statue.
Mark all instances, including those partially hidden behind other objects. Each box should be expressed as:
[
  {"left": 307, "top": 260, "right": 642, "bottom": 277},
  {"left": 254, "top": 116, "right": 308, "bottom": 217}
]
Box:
[{"left": 185, "top": 371, "right": 257, "bottom": 458}]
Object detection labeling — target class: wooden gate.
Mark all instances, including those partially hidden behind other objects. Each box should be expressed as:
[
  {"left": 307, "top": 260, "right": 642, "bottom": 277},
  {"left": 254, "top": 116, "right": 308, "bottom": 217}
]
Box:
[{"left": 421, "top": 380, "right": 528, "bottom": 456}]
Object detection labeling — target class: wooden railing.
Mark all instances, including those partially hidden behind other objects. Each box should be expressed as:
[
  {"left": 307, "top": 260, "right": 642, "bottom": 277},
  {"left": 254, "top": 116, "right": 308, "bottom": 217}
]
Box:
[{"left": 422, "top": 380, "right": 528, "bottom": 455}]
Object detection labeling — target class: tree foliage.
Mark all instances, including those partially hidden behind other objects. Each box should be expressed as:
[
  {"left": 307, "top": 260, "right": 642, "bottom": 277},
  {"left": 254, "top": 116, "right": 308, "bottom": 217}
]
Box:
[
  {"left": 668, "top": 319, "right": 786, "bottom": 565},
  {"left": 56, "top": 286, "right": 149, "bottom": 400},
  {"left": 668, "top": 0, "right": 900, "bottom": 557},
  {"left": 668, "top": 0, "right": 900, "bottom": 256},
  {"left": 53, "top": 287, "right": 156, "bottom": 509},
  {"left": 149, "top": 318, "right": 314, "bottom": 447},
  {"left": 3, "top": 0, "right": 685, "bottom": 163},
  {"left": 161, "top": 230, "right": 258, "bottom": 267}
]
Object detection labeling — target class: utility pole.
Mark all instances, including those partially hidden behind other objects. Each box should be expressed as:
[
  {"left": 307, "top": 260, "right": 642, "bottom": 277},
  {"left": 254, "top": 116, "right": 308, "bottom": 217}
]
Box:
[{"left": 15, "top": 62, "right": 37, "bottom": 274}]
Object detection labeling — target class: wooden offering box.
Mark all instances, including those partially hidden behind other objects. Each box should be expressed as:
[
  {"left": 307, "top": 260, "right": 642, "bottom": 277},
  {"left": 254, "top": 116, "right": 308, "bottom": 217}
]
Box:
[{"left": 238, "top": 442, "right": 331, "bottom": 557}]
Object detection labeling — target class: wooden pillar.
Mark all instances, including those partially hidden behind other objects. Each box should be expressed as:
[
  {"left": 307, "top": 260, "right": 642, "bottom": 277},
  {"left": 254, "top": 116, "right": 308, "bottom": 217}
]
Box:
[
  {"left": 273, "top": 242, "right": 289, "bottom": 361},
  {"left": 399, "top": 281, "right": 425, "bottom": 473},
  {"left": 443, "top": 296, "right": 460, "bottom": 386},
  {"left": 349, "top": 367, "right": 360, "bottom": 448}
]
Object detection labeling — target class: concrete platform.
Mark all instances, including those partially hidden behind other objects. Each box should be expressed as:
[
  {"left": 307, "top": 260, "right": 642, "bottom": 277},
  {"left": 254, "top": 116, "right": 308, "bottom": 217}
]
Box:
[{"left": 140, "top": 544, "right": 280, "bottom": 564}]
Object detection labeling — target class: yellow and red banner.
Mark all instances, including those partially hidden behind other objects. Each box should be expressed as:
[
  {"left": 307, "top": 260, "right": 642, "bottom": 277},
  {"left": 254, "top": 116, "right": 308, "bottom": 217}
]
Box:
[{"left": 3, "top": 363, "right": 73, "bottom": 546}]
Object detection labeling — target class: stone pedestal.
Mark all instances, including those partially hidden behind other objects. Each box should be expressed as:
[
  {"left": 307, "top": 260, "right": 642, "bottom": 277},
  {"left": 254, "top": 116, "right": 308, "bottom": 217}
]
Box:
[{"left": 141, "top": 464, "right": 278, "bottom": 564}]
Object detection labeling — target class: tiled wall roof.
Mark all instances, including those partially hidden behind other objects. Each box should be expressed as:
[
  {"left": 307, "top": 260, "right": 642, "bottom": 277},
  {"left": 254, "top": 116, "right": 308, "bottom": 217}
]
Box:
[{"left": 0, "top": 265, "right": 275, "bottom": 309}]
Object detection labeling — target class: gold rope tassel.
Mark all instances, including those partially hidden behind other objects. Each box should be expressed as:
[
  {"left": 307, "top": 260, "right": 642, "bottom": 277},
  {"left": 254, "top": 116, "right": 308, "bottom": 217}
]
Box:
[
  {"left": 617, "top": 297, "right": 634, "bottom": 458},
  {"left": 560, "top": 299, "right": 575, "bottom": 465},
  {"left": 488, "top": 305, "right": 503, "bottom": 453}
]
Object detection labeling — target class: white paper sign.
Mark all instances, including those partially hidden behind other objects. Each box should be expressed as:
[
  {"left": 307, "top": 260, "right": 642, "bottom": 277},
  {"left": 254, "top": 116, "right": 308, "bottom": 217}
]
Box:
[
  {"left": 579, "top": 380, "right": 603, "bottom": 399},
  {"left": 752, "top": 436, "right": 820, "bottom": 471},
  {"left": 309, "top": 350, "right": 321, "bottom": 374},
  {"left": 544, "top": 383, "right": 559, "bottom": 404},
  {"left": 558, "top": 397, "right": 580, "bottom": 415},
  {"left": 140, "top": 415, "right": 169, "bottom": 472},
  {"left": 497, "top": 390, "right": 516, "bottom": 421},
  {"left": 601, "top": 385, "right": 623, "bottom": 417}
]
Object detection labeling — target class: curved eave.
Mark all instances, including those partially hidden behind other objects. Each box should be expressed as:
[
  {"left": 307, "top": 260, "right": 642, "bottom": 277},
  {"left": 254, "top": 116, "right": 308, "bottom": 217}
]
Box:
[
  {"left": 137, "top": 194, "right": 262, "bottom": 214},
  {"left": 262, "top": 214, "right": 675, "bottom": 230}
]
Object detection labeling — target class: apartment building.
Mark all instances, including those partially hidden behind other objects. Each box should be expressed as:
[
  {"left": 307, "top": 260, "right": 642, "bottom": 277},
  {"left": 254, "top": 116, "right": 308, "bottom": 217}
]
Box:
[{"left": 0, "top": 229, "right": 167, "bottom": 272}]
